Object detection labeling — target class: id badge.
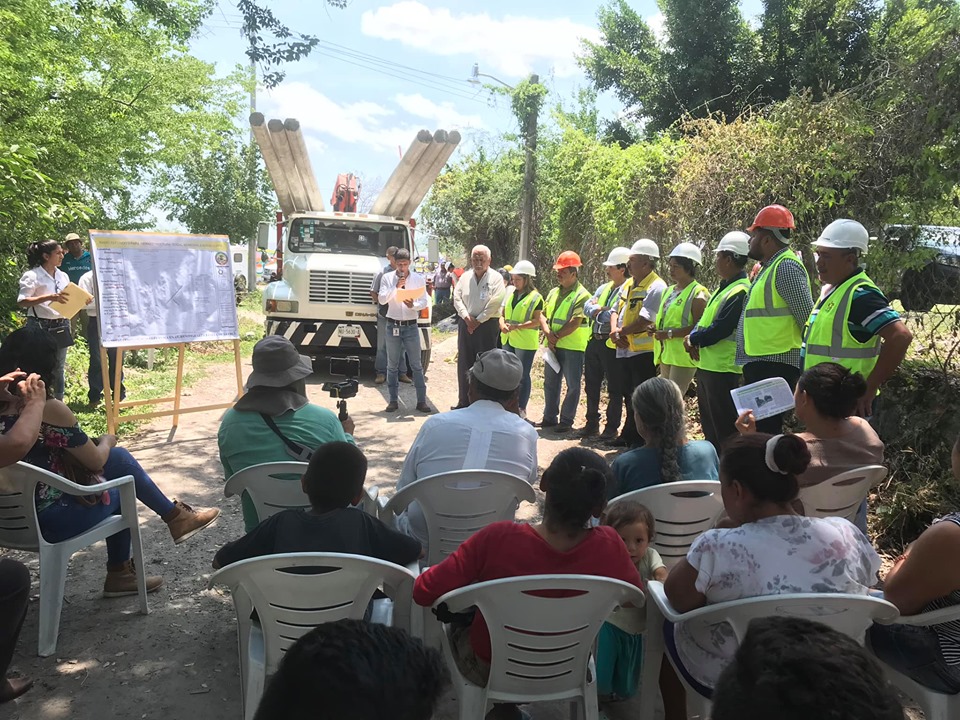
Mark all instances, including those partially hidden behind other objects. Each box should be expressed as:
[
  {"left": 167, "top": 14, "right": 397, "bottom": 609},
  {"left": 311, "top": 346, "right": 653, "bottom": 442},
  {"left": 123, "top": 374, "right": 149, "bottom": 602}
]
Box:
[{"left": 393, "top": 327, "right": 400, "bottom": 337}]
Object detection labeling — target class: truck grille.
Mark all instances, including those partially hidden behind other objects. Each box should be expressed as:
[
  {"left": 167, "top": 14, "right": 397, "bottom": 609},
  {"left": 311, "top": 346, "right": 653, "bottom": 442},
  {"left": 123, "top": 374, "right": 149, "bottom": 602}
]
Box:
[{"left": 309, "top": 271, "right": 377, "bottom": 305}]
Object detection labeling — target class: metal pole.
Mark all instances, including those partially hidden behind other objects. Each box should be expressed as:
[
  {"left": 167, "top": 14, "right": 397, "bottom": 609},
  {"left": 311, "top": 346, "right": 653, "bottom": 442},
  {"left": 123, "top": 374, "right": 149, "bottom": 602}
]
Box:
[
  {"left": 518, "top": 74, "right": 539, "bottom": 262},
  {"left": 247, "top": 60, "right": 258, "bottom": 290}
]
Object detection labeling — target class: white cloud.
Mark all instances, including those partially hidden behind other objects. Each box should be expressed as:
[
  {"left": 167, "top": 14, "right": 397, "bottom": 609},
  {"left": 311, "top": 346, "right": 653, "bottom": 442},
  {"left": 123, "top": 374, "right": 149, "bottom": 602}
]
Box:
[
  {"left": 646, "top": 12, "right": 667, "bottom": 43},
  {"left": 394, "top": 93, "right": 484, "bottom": 129},
  {"left": 361, "top": 2, "right": 599, "bottom": 79}
]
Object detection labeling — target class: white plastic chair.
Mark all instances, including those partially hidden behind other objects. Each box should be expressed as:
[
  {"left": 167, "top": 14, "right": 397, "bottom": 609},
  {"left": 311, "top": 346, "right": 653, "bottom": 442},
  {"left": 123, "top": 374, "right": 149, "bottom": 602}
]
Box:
[
  {"left": 209, "top": 552, "right": 417, "bottom": 720},
  {"left": 606, "top": 481, "right": 724, "bottom": 569},
  {"left": 0, "top": 461, "right": 149, "bottom": 657},
  {"left": 379, "top": 470, "right": 537, "bottom": 566},
  {"left": 873, "top": 605, "right": 960, "bottom": 720},
  {"left": 638, "top": 580, "right": 900, "bottom": 720},
  {"left": 432, "top": 574, "right": 645, "bottom": 720},
  {"left": 798, "top": 464, "right": 887, "bottom": 523}
]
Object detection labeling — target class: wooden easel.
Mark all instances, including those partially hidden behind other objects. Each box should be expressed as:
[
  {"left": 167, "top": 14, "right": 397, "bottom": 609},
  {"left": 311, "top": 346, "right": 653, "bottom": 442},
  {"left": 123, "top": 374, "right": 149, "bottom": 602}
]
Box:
[{"left": 102, "top": 339, "right": 244, "bottom": 434}]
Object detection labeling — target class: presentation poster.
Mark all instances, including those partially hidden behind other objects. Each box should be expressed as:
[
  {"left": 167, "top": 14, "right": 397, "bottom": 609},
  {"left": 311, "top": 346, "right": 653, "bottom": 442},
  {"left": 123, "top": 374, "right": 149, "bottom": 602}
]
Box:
[{"left": 89, "top": 231, "right": 240, "bottom": 348}]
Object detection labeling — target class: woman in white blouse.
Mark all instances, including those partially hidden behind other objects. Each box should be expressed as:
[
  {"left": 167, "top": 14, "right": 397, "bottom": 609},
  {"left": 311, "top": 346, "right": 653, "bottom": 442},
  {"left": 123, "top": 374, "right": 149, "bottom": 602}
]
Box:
[{"left": 17, "top": 240, "right": 70, "bottom": 399}]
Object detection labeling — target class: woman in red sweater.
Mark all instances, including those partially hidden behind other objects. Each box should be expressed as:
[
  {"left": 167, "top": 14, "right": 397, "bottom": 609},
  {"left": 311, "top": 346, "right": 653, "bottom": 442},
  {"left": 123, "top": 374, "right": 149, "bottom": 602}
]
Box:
[{"left": 413, "top": 448, "right": 642, "bottom": 719}]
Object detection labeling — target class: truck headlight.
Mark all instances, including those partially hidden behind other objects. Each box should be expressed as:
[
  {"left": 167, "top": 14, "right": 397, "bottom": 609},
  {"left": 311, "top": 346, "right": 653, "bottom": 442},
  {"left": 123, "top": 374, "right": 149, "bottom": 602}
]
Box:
[{"left": 266, "top": 300, "right": 299, "bottom": 313}]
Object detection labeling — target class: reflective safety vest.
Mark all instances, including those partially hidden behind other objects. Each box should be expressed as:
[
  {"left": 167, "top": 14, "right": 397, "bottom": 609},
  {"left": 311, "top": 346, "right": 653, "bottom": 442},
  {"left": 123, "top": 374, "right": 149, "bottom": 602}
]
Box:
[
  {"left": 544, "top": 283, "right": 592, "bottom": 352},
  {"left": 590, "top": 281, "right": 624, "bottom": 350},
  {"left": 617, "top": 272, "right": 662, "bottom": 353},
  {"left": 501, "top": 288, "right": 544, "bottom": 351},
  {"left": 654, "top": 281, "right": 707, "bottom": 367},
  {"left": 802, "top": 271, "right": 882, "bottom": 377},
  {"left": 743, "top": 251, "right": 809, "bottom": 356},
  {"left": 695, "top": 277, "right": 750, "bottom": 374}
]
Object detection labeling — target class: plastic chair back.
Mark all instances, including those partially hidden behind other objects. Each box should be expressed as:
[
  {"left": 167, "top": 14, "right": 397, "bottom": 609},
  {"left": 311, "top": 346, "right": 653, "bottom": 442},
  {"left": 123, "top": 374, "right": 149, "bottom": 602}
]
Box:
[
  {"left": 383, "top": 470, "right": 536, "bottom": 565},
  {"left": 606, "top": 481, "right": 724, "bottom": 568},
  {"left": 0, "top": 463, "right": 44, "bottom": 551},
  {"left": 224, "top": 462, "right": 310, "bottom": 521},
  {"left": 798, "top": 465, "right": 886, "bottom": 523}
]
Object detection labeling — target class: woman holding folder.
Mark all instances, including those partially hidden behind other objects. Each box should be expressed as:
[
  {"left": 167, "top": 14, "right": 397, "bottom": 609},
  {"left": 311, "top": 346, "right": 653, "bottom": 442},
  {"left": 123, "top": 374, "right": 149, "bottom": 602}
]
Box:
[{"left": 17, "top": 240, "right": 72, "bottom": 399}]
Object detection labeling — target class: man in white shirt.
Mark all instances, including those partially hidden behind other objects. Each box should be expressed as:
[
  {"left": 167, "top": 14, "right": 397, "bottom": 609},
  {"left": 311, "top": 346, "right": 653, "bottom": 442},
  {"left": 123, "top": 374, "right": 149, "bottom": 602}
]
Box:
[
  {"left": 451, "top": 245, "right": 506, "bottom": 409},
  {"left": 377, "top": 248, "right": 431, "bottom": 413},
  {"left": 78, "top": 270, "right": 125, "bottom": 405},
  {"left": 396, "top": 349, "right": 539, "bottom": 547}
]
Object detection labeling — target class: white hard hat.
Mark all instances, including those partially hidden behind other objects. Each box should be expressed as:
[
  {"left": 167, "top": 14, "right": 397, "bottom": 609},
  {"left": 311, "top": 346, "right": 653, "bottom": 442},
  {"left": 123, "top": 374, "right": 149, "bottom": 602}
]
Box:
[
  {"left": 814, "top": 219, "right": 870, "bottom": 253},
  {"left": 629, "top": 238, "right": 660, "bottom": 258},
  {"left": 511, "top": 259, "right": 536, "bottom": 277},
  {"left": 602, "top": 246, "right": 632, "bottom": 266},
  {"left": 669, "top": 242, "right": 703, "bottom": 265},
  {"left": 714, "top": 231, "right": 750, "bottom": 256}
]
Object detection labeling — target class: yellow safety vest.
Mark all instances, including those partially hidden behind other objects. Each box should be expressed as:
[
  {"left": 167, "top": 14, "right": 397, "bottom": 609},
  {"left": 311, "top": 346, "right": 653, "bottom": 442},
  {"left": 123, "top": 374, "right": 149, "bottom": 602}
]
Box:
[
  {"left": 501, "top": 288, "right": 543, "bottom": 351},
  {"left": 654, "top": 281, "right": 707, "bottom": 367},
  {"left": 544, "top": 283, "right": 592, "bottom": 352},
  {"left": 743, "top": 251, "right": 809, "bottom": 356},
  {"left": 695, "top": 277, "right": 750, "bottom": 374},
  {"left": 802, "top": 271, "right": 882, "bottom": 377},
  {"left": 590, "top": 281, "right": 624, "bottom": 350},
  {"left": 616, "top": 272, "right": 662, "bottom": 353}
]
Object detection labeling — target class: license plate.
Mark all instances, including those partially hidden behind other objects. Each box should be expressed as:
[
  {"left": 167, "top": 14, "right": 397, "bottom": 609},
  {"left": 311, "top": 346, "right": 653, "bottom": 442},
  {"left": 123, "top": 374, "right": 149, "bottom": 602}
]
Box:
[{"left": 337, "top": 325, "right": 361, "bottom": 338}]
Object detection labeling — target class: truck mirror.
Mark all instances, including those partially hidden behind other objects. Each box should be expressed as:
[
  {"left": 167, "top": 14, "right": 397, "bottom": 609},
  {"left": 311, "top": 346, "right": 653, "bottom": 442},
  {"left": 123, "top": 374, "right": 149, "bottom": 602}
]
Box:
[{"left": 257, "top": 221, "right": 271, "bottom": 250}]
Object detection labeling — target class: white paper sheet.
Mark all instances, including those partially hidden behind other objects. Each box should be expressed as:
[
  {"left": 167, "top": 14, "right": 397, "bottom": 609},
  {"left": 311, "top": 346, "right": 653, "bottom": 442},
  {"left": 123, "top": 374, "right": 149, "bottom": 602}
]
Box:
[
  {"left": 730, "top": 377, "right": 795, "bottom": 421},
  {"left": 542, "top": 347, "right": 561, "bottom": 373},
  {"left": 396, "top": 285, "right": 425, "bottom": 303}
]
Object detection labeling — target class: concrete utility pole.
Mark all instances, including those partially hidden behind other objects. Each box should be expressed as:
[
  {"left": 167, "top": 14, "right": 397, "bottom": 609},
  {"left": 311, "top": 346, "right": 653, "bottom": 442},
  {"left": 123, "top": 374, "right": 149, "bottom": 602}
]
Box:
[{"left": 247, "top": 59, "right": 258, "bottom": 290}]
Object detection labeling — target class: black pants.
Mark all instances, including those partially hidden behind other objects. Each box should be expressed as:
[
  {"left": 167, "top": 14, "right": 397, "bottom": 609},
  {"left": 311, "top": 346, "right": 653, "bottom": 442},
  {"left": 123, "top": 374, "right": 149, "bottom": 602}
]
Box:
[
  {"left": 696, "top": 369, "right": 742, "bottom": 453},
  {"left": 0, "top": 559, "right": 30, "bottom": 680},
  {"left": 456, "top": 317, "right": 500, "bottom": 407},
  {"left": 584, "top": 337, "right": 624, "bottom": 430},
  {"left": 741, "top": 360, "right": 802, "bottom": 434},
  {"left": 616, "top": 352, "right": 657, "bottom": 445}
]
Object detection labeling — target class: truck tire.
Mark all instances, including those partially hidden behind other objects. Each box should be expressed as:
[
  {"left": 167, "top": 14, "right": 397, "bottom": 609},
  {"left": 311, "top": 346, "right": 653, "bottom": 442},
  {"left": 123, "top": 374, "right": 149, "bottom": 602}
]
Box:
[{"left": 421, "top": 348, "right": 431, "bottom": 374}]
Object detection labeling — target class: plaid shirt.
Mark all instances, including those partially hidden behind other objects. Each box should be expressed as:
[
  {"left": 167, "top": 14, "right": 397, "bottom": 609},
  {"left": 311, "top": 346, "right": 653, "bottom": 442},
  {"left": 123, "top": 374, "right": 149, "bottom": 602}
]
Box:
[{"left": 735, "top": 248, "right": 814, "bottom": 368}]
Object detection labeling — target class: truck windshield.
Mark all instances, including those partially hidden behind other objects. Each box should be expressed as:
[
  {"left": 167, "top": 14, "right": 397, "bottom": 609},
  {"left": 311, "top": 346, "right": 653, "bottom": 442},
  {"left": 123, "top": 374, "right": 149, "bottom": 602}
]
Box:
[{"left": 288, "top": 218, "right": 407, "bottom": 256}]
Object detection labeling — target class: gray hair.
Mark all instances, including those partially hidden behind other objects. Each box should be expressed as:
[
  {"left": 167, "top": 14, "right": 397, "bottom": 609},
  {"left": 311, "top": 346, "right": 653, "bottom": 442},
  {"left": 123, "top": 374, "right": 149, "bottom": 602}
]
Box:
[
  {"left": 632, "top": 377, "right": 685, "bottom": 484},
  {"left": 471, "top": 245, "right": 491, "bottom": 260}
]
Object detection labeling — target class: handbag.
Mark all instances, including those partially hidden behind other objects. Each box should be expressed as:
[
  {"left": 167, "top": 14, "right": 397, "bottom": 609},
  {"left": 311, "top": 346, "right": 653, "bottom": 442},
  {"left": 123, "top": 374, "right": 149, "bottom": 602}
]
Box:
[
  {"left": 58, "top": 451, "right": 109, "bottom": 507},
  {"left": 49, "top": 324, "right": 74, "bottom": 349}
]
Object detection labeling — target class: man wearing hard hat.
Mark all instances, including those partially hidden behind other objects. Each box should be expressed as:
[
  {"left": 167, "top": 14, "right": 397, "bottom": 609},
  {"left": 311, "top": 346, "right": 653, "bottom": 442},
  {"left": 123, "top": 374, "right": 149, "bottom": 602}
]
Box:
[
  {"left": 685, "top": 231, "right": 752, "bottom": 449},
  {"left": 577, "top": 247, "right": 632, "bottom": 440},
  {"left": 537, "top": 251, "right": 592, "bottom": 433},
  {"left": 608, "top": 239, "right": 668, "bottom": 447},
  {"left": 735, "top": 204, "right": 814, "bottom": 433},
  {"left": 802, "top": 219, "right": 913, "bottom": 416}
]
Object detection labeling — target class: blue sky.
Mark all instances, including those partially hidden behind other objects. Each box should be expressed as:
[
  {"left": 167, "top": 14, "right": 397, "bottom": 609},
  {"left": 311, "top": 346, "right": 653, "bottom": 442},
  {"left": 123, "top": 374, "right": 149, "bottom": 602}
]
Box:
[{"left": 188, "top": 0, "right": 764, "bottom": 215}]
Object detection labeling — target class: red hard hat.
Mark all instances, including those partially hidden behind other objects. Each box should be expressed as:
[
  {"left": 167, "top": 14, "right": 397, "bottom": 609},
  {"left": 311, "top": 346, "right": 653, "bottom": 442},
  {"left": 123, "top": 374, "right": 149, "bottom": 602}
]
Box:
[
  {"left": 553, "top": 250, "right": 582, "bottom": 270},
  {"left": 747, "top": 204, "right": 795, "bottom": 232}
]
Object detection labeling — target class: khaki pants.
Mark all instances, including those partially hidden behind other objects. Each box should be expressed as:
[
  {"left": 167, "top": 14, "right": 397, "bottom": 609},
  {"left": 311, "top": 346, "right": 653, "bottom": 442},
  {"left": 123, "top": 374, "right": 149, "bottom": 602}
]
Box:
[{"left": 659, "top": 363, "right": 697, "bottom": 396}]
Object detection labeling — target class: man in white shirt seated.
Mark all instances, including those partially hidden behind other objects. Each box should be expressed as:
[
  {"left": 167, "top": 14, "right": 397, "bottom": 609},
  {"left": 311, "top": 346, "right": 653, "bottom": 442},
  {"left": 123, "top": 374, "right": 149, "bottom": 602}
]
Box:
[{"left": 396, "top": 349, "right": 539, "bottom": 549}]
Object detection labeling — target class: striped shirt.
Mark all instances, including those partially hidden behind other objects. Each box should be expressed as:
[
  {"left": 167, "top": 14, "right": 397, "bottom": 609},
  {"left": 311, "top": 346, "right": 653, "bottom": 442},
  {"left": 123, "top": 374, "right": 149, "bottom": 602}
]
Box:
[{"left": 925, "top": 512, "right": 960, "bottom": 665}]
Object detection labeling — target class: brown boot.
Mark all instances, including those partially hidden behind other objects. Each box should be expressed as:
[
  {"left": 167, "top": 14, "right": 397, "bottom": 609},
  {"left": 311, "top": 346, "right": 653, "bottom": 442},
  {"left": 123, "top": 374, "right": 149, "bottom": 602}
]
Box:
[
  {"left": 164, "top": 500, "right": 220, "bottom": 544},
  {"left": 103, "top": 559, "right": 163, "bottom": 598}
]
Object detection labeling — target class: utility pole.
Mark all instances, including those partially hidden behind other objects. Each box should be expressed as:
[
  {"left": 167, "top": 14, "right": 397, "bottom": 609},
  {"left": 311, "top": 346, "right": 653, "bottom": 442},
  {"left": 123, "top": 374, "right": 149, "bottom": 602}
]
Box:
[
  {"left": 247, "top": 58, "right": 258, "bottom": 292},
  {"left": 518, "top": 73, "right": 539, "bottom": 262}
]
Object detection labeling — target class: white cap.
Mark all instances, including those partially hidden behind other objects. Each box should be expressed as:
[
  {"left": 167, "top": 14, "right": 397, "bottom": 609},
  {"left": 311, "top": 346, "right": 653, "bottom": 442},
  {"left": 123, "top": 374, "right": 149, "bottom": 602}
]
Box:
[
  {"left": 511, "top": 260, "right": 536, "bottom": 277},
  {"left": 669, "top": 242, "right": 703, "bottom": 265},
  {"left": 602, "top": 247, "right": 632, "bottom": 266},
  {"left": 814, "top": 219, "right": 869, "bottom": 253},
  {"left": 715, "top": 231, "right": 750, "bottom": 256},
  {"left": 629, "top": 238, "right": 660, "bottom": 258}
]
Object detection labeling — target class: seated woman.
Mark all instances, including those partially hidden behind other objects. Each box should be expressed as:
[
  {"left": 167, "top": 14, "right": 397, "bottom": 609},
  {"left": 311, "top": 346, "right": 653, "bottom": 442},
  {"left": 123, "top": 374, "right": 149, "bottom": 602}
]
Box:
[
  {"left": 611, "top": 377, "right": 718, "bottom": 496},
  {"left": 0, "top": 328, "right": 220, "bottom": 597},
  {"left": 868, "top": 431, "right": 960, "bottom": 694},
  {"left": 218, "top": 335, "right": 355, "bottom": 532},
  {"left": 660, "top": 433, "right": 881, "bottom": 720},
  {"left": 413, "top": 448, "right": 640, "bottom": 720}
]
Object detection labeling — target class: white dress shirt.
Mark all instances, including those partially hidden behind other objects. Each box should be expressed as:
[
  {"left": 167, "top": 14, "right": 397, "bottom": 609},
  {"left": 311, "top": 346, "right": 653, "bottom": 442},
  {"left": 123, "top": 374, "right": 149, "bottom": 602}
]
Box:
[
  {"left": 18, "top": 266, "right": 70, "bottom": 319},
  {"left": 453, "top": 268, "right": 506, "bottom": 323},
  {"left": 377, "top": 269, "right": 429, "bottom": 321},
  {"left": 78, "top": 270, "right": 97, "bottom": 316},
  {"left": 396, "top": 399, "right": 539, "bottom": 545}
]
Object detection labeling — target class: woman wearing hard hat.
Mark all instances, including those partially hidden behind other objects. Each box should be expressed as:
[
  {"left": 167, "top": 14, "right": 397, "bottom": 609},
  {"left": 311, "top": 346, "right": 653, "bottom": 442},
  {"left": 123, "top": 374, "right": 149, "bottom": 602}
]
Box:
[
  {"left": 498, "top": 260, "right": 543, "bottom": 419},
  {"left": 652, "top": 243, "right": 709, "bottom": 394}
]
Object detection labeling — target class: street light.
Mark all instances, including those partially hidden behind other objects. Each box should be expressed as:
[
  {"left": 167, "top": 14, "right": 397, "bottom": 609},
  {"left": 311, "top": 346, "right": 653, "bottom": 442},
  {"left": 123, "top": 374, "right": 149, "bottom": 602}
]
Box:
[{"left": 469, "top": 63, "right": 540, "bottom": 262}]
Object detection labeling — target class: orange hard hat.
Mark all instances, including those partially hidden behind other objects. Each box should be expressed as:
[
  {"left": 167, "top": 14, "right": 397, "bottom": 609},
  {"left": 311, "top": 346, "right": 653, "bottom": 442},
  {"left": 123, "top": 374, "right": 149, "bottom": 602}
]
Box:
[
  {"left": 747, "top": 204, "right": 795, "bottom": 232},
  {"left": 553, "top": 250, "right": 582, "bottom": 270}
]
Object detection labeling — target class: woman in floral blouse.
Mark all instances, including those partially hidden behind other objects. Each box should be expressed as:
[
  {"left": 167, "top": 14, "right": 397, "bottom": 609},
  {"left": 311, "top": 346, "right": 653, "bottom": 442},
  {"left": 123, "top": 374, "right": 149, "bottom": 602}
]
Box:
[{"left": 658, "top": 432, "right": 881, "bottom": 720}]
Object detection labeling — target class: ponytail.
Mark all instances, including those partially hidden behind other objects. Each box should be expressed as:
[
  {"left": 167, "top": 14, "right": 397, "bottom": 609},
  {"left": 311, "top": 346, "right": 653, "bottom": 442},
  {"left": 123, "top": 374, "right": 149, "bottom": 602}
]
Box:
[
  {"left": 26, "top": 240, "right": 60, "bottom": 269},
  {"left": 720, "top": 433, "right": 810, "bottom": 504}
]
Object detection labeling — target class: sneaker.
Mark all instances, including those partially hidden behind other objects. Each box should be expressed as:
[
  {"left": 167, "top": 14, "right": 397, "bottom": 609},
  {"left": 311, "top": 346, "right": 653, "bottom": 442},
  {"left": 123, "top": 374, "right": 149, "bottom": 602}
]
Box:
[
  {"left": 374, "top": 373, "right": 386, "bottom": 385},
  {"left": 552, "top": 424, "right": 573, "bottom": 434},
  {"left": 103, "top": 559, "right": 163, "bottom": 598},
  {"left": 536, "top": 419, "right": 559, "bottom": 428},
  {"left": 164, "top": 500, "right": 220, "bottom": 545},
  {"left": 399, "top": 374, "right": 413, "bottom": 384},
  {"left": 574, "top": 424, "right": 600, "bottom": 439},
  {"left": 385, "top": 401, "right": 399, "bottom": 412},
  {"left": 599, "top": 427, "right": 619, "bottom": 441},
  {"left": 416, "top": 402, "right": 433, "bottom": 413}
]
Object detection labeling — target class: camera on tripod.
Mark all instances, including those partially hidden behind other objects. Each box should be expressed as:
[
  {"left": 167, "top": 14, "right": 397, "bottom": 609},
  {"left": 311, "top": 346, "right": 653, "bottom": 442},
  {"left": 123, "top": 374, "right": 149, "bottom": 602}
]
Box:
[{"left": 321, "top": 357, "right": 360, "bottom": 421}]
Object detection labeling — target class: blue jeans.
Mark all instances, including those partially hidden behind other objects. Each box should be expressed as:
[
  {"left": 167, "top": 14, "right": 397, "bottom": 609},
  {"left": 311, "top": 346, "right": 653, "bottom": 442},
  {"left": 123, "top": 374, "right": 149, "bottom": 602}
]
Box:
[
  {"left": 869, "top": 621, "right": 960, "bottom": 694},
  {"left": 386, "top": 322, "right": 426, "bottom": 403},
  {"left": 86, "top": 314, "right": 126, "bottom": 403},
  {"left": 505, "top": 344, "right": 536, "bottom": 412},
  {"left": 376, "top": 314, "right": 408, "bottom": 375},
  {"left": 542, "top": 348, "right": 585, "bottom": 425},
  {"left": 37, "top": 447, "right": 176, "bottom": 565},
  {"left": 434, "top": 287, "right": 451, "bottom": 303}
]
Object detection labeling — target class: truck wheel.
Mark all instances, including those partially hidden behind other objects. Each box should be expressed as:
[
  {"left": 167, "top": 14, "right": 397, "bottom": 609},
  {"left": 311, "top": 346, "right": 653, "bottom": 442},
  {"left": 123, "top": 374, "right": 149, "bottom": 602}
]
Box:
[
  {"left": 421, "top": 348, "right": 431, "bottom": 374},
  {"left": 901, "top": 269, "right": 933, "bottom": 312}
]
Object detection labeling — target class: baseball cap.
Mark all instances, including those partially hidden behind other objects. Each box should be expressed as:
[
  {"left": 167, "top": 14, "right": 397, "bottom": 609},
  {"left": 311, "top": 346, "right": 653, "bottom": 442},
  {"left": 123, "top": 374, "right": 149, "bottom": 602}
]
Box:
[{"left": 470, "top": 349, "right": 522, "bottom": 391}]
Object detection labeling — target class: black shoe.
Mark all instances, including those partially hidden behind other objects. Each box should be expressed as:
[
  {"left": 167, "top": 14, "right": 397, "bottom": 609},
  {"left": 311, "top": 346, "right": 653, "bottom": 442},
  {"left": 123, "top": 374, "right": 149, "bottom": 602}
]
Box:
[
  {"left": 599, "top": 427, "right": 619, "bottom": 441},
  {"left": 604, "top": 435, "right": 629, "bottom": 447},
  {"left": 416, "top": 402, "right": 433, "bottom": 414},
  {"left": 385, "top": 401, "right": 399, "bottom": 412},
  {"left": 553, "top": 424, "right": 573, "bottom": 434},
  {"left": 536, "top": 419, "right": 559, "bottom": 428},
  {"left": 574, "top": 424, "right": 600, "bottom": 439},
  {"left": 451, "top": 404, "right": 467, "bottom": 411}
]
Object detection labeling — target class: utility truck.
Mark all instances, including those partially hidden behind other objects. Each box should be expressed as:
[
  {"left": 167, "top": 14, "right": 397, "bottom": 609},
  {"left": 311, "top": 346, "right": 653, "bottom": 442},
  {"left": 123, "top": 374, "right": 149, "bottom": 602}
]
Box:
[{"left": 250, "top": 114, "right": 460, "bottom": 371}]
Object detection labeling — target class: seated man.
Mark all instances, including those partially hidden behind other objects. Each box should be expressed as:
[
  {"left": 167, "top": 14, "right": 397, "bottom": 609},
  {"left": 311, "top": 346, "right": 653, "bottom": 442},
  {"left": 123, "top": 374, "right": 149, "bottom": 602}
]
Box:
[
  {"left": 396, "top": 349, "right": 539, "bottom": 548},
  {"left": 213, "top": 442, "right": 420, "bottom": 569},
  {"left": 254, "top": 619, "right": 449, "bottom": 720}
]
